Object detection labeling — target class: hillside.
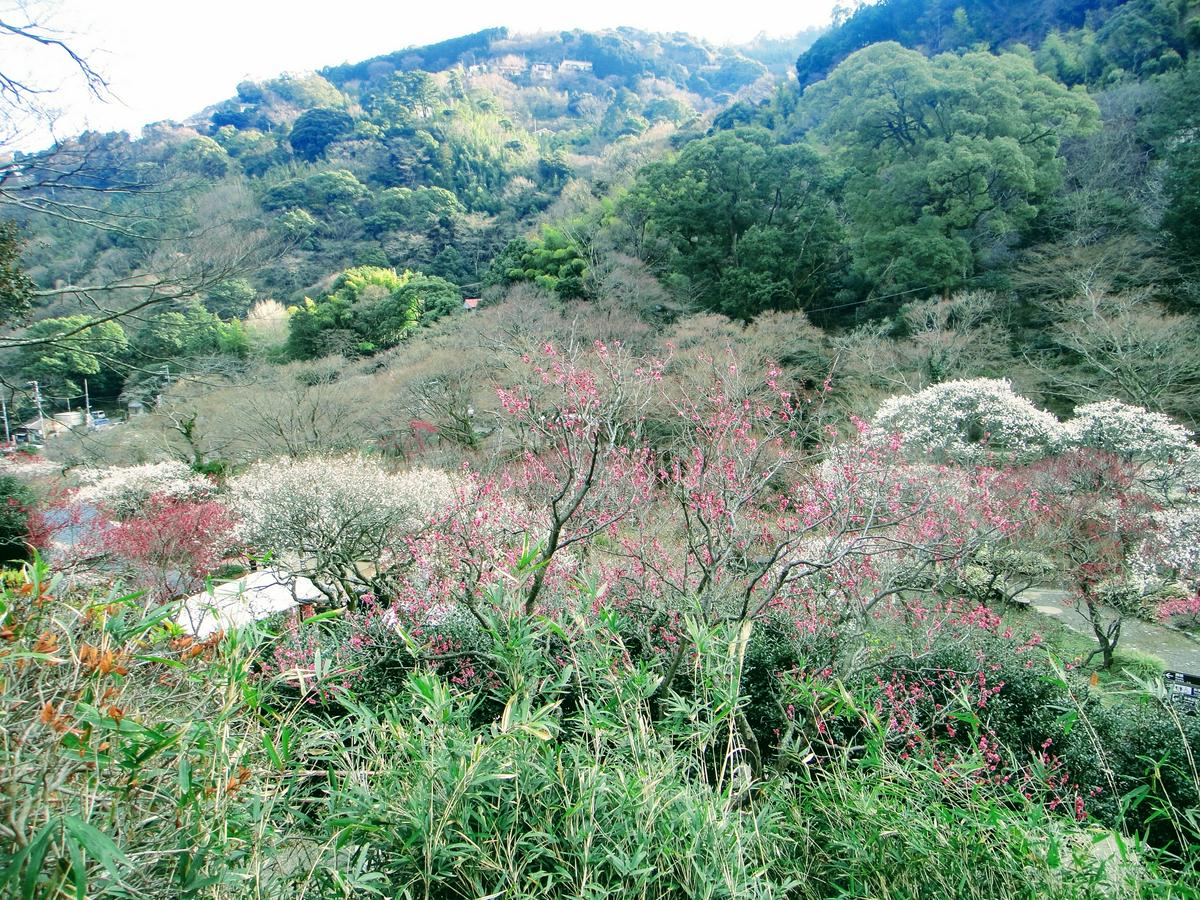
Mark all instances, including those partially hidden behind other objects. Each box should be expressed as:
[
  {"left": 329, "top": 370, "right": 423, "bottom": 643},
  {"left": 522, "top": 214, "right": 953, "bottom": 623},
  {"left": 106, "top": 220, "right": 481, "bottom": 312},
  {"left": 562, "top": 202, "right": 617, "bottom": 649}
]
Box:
[
  {"left": 1, "top": 2, "right": 1196, "bottom": 422},
  {"left": 320, "top": 26, "right": 821, "bottom": 93},
  {"left": 796, "top": 0, "right": 1198, "bottom": 84},
  {"left": 7, "top": 28, "right": 811, "bottom": 339},
  {"left": 2, "top": 1, "right": 1198, "bottom": 430}
]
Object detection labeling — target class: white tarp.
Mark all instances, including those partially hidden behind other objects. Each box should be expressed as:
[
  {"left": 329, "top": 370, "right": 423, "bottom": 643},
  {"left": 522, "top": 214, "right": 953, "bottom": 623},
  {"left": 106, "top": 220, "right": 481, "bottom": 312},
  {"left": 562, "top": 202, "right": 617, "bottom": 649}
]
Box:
[{"left": 177, "top": 568, "right": 324, "bottom": 638}]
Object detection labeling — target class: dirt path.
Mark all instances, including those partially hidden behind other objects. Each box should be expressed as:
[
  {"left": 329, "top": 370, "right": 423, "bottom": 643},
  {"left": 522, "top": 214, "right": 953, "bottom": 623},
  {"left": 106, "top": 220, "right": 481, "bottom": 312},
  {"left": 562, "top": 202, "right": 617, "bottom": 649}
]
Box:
[{"left": 1023, "top": 588, "right": 1200, "bottom": 673}]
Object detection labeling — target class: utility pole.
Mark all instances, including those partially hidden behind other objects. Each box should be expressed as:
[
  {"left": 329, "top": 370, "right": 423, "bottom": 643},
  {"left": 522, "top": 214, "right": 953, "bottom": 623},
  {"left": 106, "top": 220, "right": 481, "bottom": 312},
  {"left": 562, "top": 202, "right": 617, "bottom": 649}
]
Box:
[
  {"left": 83, "top": 378, "right": 92, "bottom": 428},
  {"left": 156, "top": 365, "right": 170, "bottom": 408},
  {"left": 27, "top": 381, "right": 45, "bottom": 442},
  {"left": 1, "top": 393, "right": 9, "bottom": 444}
]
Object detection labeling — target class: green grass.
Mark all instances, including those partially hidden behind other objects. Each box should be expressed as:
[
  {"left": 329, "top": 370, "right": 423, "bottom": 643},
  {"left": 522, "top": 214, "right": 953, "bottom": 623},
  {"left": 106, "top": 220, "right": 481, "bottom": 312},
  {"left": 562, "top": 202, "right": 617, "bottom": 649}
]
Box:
[{"left": 1004, "top": 605, "right": 1171, "bottom": 694}]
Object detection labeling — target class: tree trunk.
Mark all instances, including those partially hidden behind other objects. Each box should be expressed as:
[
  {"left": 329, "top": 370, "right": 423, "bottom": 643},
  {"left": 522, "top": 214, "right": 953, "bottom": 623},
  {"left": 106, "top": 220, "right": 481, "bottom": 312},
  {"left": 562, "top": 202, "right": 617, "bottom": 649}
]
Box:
[{"left": 1082, "top": 591, "right": 1120, "bottom": 670}]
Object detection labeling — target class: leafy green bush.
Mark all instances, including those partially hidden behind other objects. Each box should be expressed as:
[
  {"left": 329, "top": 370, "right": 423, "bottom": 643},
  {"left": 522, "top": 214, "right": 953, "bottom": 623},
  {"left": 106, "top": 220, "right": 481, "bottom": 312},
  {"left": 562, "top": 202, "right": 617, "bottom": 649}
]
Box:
[
  {"left": 850, "top": 636, "right": 1200, "bottom": 851},
  {"left": 0, "top": 559, "right": 290, "bottom": 897},
  {"left": 0, "top": 474, "right": 33, "bottom": 565},
  {"left": 1101, "top": 698, "right": 1200, "bottom": 853},
  {"left": 490, "top": 226, "right": 591, "bottom": 300},
  {"left": 286, "top": 265, "right": 460, "bottom": 359},
  {"left": 2, "top": 558, "right": 1196, "bottom": 897},
  {"left": 285, "top": 606, "right": 1140, "bottom": 899}
]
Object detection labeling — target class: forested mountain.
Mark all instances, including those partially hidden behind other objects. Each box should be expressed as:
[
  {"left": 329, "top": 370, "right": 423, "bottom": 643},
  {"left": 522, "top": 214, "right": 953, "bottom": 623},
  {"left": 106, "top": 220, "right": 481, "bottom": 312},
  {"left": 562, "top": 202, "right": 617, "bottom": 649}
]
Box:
[
  {"left": 321, "top": 26, "right": 822, "bottom": 90},
  {"left": 0, "top": 27, "right": 823, "bottom": 408},
  {"left": 2, "top": 2, "right": 1198, "bottom": 431},
  {"left": 796, "top": 0, "right": 1197, "bottom": 84}
]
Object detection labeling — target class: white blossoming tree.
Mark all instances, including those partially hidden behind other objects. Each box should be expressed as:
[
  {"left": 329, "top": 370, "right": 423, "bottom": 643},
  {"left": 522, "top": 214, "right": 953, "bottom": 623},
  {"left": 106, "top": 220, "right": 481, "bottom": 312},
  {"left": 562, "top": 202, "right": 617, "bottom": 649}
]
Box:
[
  {"left": 1134, "top": 506, "right": 1200, "bottom": 591},
  {"left": 75, "top": 461, "right": 217, "bottom": 520},
  {"left": 1062, "top": 399, "right": 1200, "bottom": 499},
  {"left": 871, "top": 378, "right": 1063, "bottom": 464},
  {"left": 872, "top": 384, "right": 1200, "bottom": 498},
  {"left": 230, "top": 455, "right": 455, "bottom": 603},
  {"left": 870, "top": 383, "right": 1200, "bottom": 662}
]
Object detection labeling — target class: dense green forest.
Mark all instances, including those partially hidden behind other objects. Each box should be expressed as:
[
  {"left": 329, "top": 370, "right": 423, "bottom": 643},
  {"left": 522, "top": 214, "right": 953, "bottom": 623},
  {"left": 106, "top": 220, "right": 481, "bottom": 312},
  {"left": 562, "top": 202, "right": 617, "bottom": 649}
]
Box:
[
  {"left": 2, "top": 4, "right": 1198, "bottom": 430},
  {"left": 0, "top": 25, "right": 824, "bottom": 411},
  {"left": 794, "top": 0, "right": 1196, "bottom": 84},
  {"left": 4, "top": 4, "right": 1200, "bottom": 896}
]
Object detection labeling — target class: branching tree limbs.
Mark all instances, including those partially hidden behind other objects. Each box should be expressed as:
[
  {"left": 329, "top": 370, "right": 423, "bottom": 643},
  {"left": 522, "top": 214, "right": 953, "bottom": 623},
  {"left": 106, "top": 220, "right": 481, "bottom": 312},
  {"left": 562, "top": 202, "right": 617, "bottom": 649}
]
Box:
[
  {"left": 1024, "top": 286, "right": 1200, "bottom": 427},
  {"left": 0, "top": 2, "right": 108, "bottom": 144},
  {"left": 0, "top": 4, "right": 280, "bottom": 392}
]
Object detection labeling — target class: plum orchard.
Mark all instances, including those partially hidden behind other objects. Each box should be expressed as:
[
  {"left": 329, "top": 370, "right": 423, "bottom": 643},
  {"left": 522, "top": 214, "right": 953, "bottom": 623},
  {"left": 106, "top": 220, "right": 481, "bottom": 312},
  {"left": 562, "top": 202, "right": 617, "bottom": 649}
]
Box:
[
  {"left": 249, "top": 352, "right": 1200, "bottom": 701},
  {"left": 381, "top": 341, "right": 1051, "bottom": 763}
]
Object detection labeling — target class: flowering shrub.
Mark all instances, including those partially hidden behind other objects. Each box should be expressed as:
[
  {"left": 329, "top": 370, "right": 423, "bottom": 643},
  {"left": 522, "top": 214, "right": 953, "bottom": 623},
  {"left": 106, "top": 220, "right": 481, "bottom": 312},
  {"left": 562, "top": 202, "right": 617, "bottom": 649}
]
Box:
[
  {"left": 863, "top": 380, "right": 1200, "bottom": 666},
  {"left": 102, "top": 494, "right": 238, "bottom": 599},
  {"left": 871, "top": 385, "right": 1200, "bottom": 496},
  {"left": 1063, "top": 398, "right": 1195, "bottom": 464},
  {"left": 1025, "top": 448, "right": 1164, "bottom": 668},
  {"left": 777, "top": 632, "right": 1115, "bottom": 824},
  {"left": 871, "top": 378, "right": 1063, "bottom": 464},
  {"left": 230, "top": 455, "right": 455, "bottom": 601},
  {"left": 347, "top": 344, "right": 1050, "bottom": 750},
  {"left": 1062, "top": 399, "right": 1199, "bottom": 497},
  {"left": 374, "top": 346, "right": 1043, "bottom": 695},
  {"left": 264, "top": 591, "right": 498, "bottom": 702},
  {"left": 869, "top": 666, "right": 1092, "bottom": 814},
  {"left": 1136, "top": 506, "right": 1200, "bottom": 587},
  {"left": 1158, "top": 593, "right": 1200, "bottom": 628},
  {"left": 75, "top": 460, "right": 216, "bottom": 520},
  {"left": 390, "top": 474, "right": 547, "bottom": 624},
  {"left": 494, "top": 340, "right": 661, "bottom": 613},
  {"left": 0, "top": 452, "right": 60, "bottom": 478}
]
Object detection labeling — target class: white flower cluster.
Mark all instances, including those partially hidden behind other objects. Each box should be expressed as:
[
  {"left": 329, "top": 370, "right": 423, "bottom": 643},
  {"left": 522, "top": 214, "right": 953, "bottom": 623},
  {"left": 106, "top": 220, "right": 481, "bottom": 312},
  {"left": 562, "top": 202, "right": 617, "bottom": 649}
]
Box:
[
  {"left": 1134, "top": 506, "right": 1200, "bottom": 588},
  {"left": 1061, "top": 399, "right": 1200, "bottom": 493},
  {"left": 871, "top": 379, "right": 1062, "bottom": 464},
  {"left": 75, "top": 460, "right": 216, "bottom": 518},
  {"left": 873, "top": 383, "right": 1200, "bottom": 483},
  {"left": 230, "top": 455, "right": 455, "bottom": 562},
  {"left": 0, "top": 454, "right": 60, "bottom": 478}
]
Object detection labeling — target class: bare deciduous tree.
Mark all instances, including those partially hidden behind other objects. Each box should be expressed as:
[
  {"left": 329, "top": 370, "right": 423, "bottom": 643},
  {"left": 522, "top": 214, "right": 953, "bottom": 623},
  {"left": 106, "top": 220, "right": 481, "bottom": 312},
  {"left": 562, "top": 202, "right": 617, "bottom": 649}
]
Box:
[
  {"left": 0, "top": 1, "right": 108, "bottom": 144},
  {"left": 1030, "top": 287, "right": 1200, "bottom": 427}
]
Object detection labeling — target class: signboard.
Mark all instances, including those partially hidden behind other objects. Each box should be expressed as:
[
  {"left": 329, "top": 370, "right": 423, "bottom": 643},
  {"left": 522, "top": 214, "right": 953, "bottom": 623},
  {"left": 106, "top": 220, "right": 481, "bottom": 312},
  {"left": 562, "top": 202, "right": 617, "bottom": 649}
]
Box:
[{"left": 1163, "top": 671, "right": 1200, "bottom": 712}]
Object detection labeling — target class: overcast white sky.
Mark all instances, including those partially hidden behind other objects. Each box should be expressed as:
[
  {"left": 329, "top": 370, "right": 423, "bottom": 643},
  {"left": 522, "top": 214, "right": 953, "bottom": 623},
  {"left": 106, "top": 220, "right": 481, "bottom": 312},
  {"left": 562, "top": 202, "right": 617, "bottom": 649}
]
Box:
[{"left": 3, "top": 0, "right": 838, "bottom": 149}]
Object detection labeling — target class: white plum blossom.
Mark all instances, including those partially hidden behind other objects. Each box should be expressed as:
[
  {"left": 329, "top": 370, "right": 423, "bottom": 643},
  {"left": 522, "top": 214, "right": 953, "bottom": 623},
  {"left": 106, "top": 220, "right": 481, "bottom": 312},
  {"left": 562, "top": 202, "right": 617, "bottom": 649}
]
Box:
[
  {"left": 75, "top": 460, "right": 216, "bottom": 519},
  {"left": 1133, "top": 506, "right": 1200, "bottom": 589},
  {"left": 872, "top": 384, "right": 1200, "bottom": 492},
  {"left": 1062, "top": 399, "right": 1200, "bottom": 496},
  {"left": 871, "top": 379, "right": 1063, "bottom": 464},
  {"left": 232, "top": 455, "right": 455, "bottom": 547},
  {"left": 1063, "top": 399, "right": 1194, "bottom": 461},
  {"left": 0, "top": 454, "right": 60, "bottom": 478},
  {"left": 229, "top": 455, "right": 456, "bottom": 599}
]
